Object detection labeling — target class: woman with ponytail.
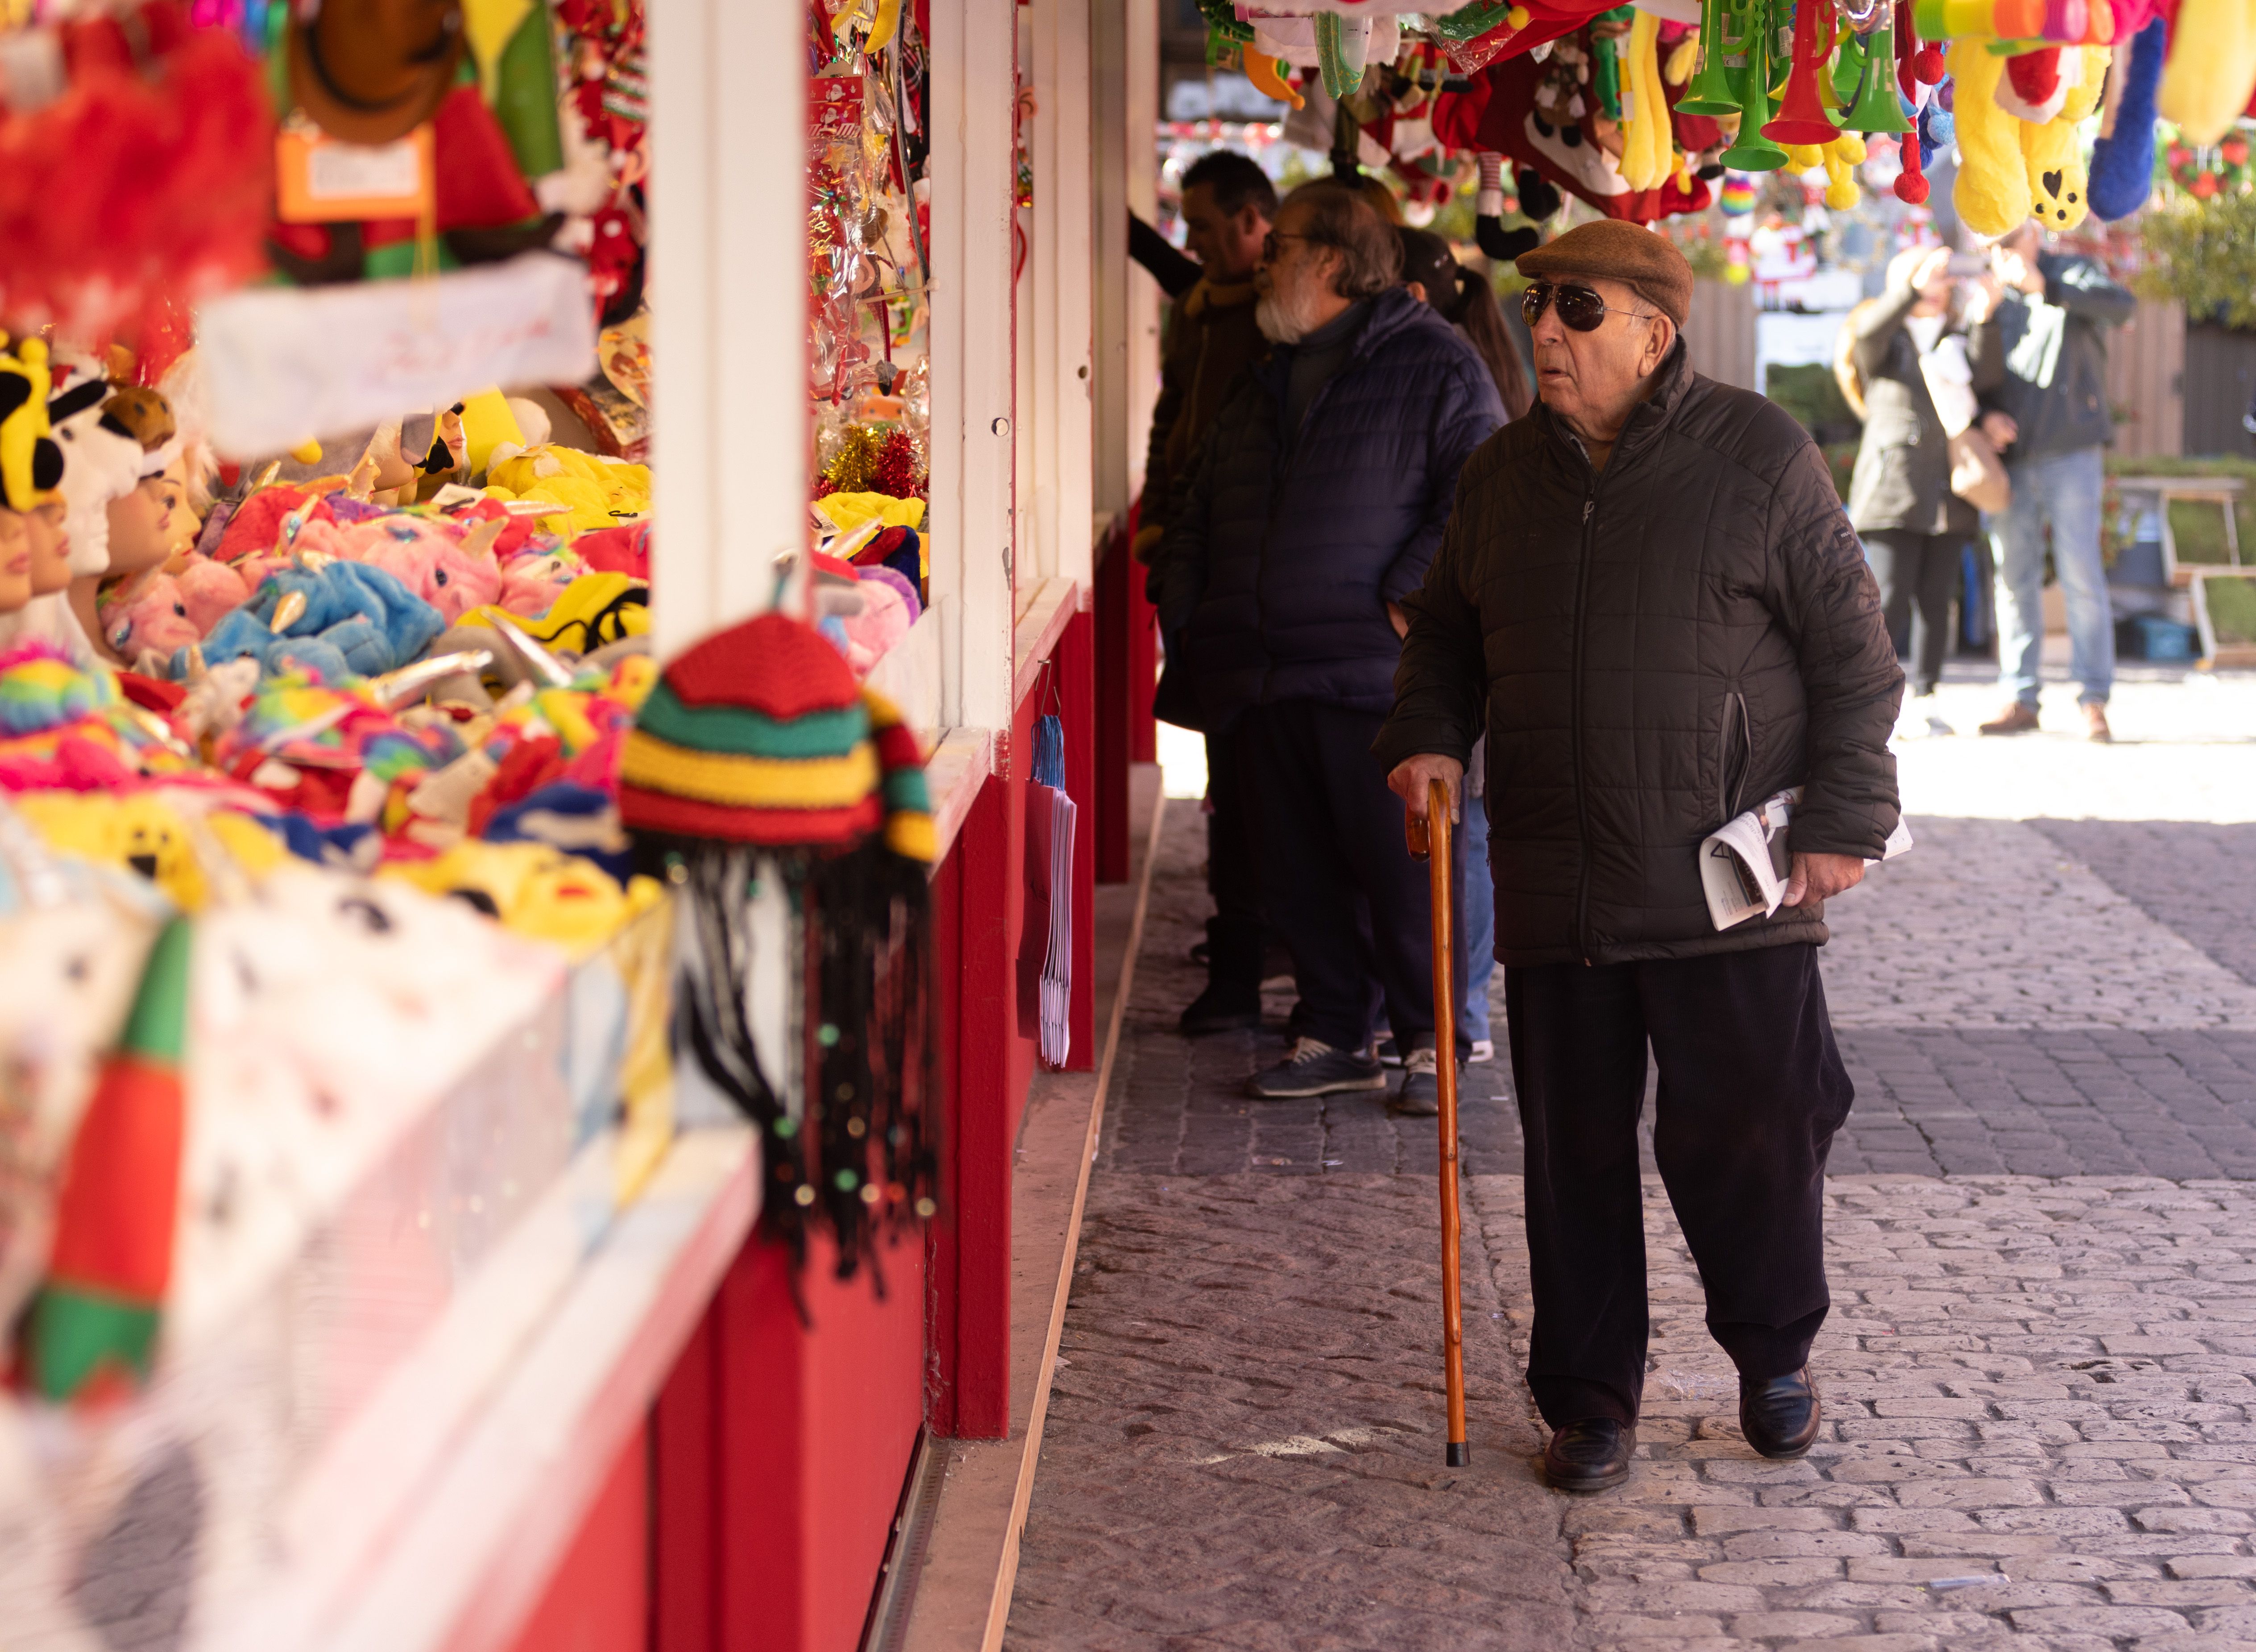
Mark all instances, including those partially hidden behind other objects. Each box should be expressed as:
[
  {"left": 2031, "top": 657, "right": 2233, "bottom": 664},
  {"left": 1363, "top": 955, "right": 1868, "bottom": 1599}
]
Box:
[{"left": 1397, "top": 226, "right": 1534, "bottom": 422}]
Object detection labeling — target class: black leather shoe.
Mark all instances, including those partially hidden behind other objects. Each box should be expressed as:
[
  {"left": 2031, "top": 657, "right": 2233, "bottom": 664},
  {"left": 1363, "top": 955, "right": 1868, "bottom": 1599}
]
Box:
[
  {"left": 1178, "top": 982, "right": 1261, "bottom": 1035},
  {"left": 1541, "top": 1419, "right": 1635, "bottom": 1493},
  {"left": 1740, "top": 1368, "right": 1822, "bottom": 1459}
]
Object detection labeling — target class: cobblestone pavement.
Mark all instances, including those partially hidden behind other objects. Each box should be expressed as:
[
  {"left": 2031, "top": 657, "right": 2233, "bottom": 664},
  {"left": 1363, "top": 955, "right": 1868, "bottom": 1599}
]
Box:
[{"left": 1010, "top": 695, "right": 2256, "bottom": 1652}]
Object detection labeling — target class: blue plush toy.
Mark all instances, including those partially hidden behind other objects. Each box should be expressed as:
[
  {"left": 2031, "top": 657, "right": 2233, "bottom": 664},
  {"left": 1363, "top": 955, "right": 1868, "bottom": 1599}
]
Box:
[
  {"left": 178, "top": 560, "right": 445, "bottom": 683},
  {"left": 1917, "top": 97, "right": 1955, "bottom": 173},
  {"left": 2089, "top": 17, "right": 2166, "bottom": 221}
]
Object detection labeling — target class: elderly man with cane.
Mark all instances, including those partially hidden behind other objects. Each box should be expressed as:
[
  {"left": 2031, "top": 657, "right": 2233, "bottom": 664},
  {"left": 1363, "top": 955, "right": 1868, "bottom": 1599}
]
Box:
[{"left": 1373, "top": 222, "right": 1903, "bottom": 1494}]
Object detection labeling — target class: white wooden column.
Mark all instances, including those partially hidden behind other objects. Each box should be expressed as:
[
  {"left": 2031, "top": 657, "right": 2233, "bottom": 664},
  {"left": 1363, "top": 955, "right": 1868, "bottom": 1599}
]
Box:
[
  {"left": 928, "top": 0, "right": 1020, "bottom": 733},
  {"left": 1091, "top": 0, "right": 1158, "bottom": 522},
  {"left": 1125, "top": 0, "right": 1160, "bottom": 505},
  {"left": 647, "top": 0, "right": 807, "bottom": 656},
  {"left": 1028, "top": 0, "right": 1095, "bottom": 592}
]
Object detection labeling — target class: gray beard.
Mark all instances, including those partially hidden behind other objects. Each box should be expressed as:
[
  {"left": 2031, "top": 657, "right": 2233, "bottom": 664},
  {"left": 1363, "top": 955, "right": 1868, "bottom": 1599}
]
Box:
[{"left": 1256, "top": 289, "right": 1321, "bottom": 344}]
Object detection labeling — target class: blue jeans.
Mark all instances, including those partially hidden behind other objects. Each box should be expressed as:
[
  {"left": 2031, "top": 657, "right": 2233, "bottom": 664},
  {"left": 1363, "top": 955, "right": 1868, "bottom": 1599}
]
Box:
[
  {"left": 1990, "top": 445, "right": 2112, "bottom": 708},
  {"left": 1459, "top": 791, "right": 1495, "bottom": 1045}
]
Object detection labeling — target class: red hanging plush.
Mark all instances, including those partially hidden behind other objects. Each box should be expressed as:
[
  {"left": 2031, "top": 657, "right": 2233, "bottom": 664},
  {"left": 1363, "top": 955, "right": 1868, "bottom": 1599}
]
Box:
[
  {"left": 1473, "top": 44, "right": 1682, "bottom": 221},
  {"left": 0, "top": 4, "right": 272, "bottom": 336}
]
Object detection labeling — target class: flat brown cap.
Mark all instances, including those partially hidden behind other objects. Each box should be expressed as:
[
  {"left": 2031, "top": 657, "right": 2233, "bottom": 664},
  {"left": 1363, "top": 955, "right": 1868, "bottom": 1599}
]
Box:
[{"left": 1516, "top": 220, "right": 1693, "bottom": 328}]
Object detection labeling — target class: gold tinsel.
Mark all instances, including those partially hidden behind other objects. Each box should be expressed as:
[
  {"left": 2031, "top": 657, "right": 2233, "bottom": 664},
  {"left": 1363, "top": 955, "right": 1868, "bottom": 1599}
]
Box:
[{"left": 821, "top": 423, "right": 886, "bottom": 493}]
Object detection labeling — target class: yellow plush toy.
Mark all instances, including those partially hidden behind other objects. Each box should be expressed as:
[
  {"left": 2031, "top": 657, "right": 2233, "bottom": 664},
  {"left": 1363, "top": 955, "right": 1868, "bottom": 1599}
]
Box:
[
  {"left": 1951, "top": 39, "right": 2033, "bottom": 236},
  {"left": 460, "top": 570, "right": 651, "bottom": 653},
  {"left": 1617, "top": 10, "right": 1672, "bottom": 191},
  {"left": 2160, "top": 0, "right": 2256, "bottom": 143},
  {"left": 1822, "top": 132, "right": 1867, "bottom": 210},
  {"left": 381, "top": 841, "right": 660, "bottom": 959},
  {"left": 2022, "top": 46, "right": 2109, "bottom": 232},
  {"left": 10, "top": 795, "right": 284, "bottom": 910},
  {"left": 485, "top": 446, "right": 652, "bottom": 539}
]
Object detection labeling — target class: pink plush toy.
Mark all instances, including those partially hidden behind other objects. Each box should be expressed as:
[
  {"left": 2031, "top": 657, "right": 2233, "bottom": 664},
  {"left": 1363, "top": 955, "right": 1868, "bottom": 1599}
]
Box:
[
  {"left": 176, "top": 556, "right": 253, "bottom": 634},
  {"left": 496, "top": 543, "right": 587, "bottom": 618},
  {"left": 842, "top": 574, "right": 912, "bottom": 678},
  {"left": 97, "top": 573, "right": 202, "bottom": 664},
  {"left": 320, "top": 514, "right": 505, "bottom": 625}
]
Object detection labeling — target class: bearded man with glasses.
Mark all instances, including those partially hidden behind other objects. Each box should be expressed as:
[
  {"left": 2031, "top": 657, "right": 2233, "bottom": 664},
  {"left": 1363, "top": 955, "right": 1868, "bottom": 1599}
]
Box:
[
  {"left": 1374, "top": 220, "right": 1904, "bottom": 1495},
  {"left": 1150, "top": 178, "right": 1503, "bottom": 1114}
]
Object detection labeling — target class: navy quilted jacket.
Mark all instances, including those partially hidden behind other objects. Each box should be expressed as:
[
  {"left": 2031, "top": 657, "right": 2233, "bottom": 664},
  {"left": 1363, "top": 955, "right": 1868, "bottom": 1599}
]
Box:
[
  {"left": 1154, "top": 286, "right": 1504, "bottom": 726},
  {"left": 1373, "top": 343, "right": 1903, "bottom": 967}
]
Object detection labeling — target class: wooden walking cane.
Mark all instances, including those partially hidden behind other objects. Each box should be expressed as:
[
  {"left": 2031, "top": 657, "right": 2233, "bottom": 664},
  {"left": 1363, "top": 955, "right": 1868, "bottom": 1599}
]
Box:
[{"left": 1405, "top": 776, "right": 1470, "bottom": 1468}]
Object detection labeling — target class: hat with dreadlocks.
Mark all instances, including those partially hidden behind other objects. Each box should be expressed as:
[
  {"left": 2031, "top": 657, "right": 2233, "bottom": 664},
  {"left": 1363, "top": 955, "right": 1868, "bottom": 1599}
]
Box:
[{"left": 621, "top": 610, "right": 936, "bottom": 1285}]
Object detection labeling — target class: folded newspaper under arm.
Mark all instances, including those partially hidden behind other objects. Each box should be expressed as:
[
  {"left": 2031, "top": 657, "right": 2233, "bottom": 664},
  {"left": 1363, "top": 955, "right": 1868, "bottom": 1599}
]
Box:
[{"left": 1699, "top": 787, "right": 1915, "bottom": 931}]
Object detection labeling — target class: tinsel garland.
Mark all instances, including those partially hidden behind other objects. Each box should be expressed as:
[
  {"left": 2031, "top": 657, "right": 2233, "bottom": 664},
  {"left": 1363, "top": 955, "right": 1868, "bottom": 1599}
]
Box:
[{"left": 818, "top": 424, "right": 927, "bottom": 500}]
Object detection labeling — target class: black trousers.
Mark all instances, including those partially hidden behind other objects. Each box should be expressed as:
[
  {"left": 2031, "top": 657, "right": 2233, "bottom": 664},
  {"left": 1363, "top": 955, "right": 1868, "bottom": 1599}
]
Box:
[
  {"left": 1506, "top": 943, "right": 1854, "bottom": 1428},
  {"left": 1863, "top": 529, "right": 1962, "bottom": 697},
  {"left": 1238, "top": 699, "right": 1434, "bottom": 1052},
  {"left": 1202, "top": 724, "right": 1268, "bottom": 993}
]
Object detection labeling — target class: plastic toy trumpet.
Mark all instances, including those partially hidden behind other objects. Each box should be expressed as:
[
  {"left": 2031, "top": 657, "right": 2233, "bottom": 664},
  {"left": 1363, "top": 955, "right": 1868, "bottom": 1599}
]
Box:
[
  {"left": 1680, "top": 0, "right": 1762, "bottom": 114},
  {"left": 1764, "top": 0, "right": 1845, "bottom": 145}
]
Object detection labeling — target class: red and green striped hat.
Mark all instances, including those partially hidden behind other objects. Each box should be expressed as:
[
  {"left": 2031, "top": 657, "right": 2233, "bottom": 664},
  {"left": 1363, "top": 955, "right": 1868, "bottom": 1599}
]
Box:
[{"left": 619, "top": 611, "right": 932, "bottom": 860}]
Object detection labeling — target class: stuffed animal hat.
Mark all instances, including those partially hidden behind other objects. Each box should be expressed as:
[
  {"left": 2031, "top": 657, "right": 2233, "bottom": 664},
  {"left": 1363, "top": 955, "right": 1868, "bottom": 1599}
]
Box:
[
  {"left": 287, "top": 0, "right": 469, "bottom": 144},
  {"left": 0, "top": 339, "right": 62, "bottom": 514},
  {"left": 619, "top": 609, "right": 936, "bottom": 1284},
  {"left": 48, "top": 368, "right": 148, "bottom": 579}
]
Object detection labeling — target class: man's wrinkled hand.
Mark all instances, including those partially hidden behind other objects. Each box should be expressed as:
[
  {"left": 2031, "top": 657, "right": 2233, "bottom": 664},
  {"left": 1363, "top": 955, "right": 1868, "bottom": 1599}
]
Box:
[
  {"left": 1781, "top": 851, "right": 1864, "bottom": 910},
  {"left": 1387, "top": 754, "right": 1464, "bottom": 824}
]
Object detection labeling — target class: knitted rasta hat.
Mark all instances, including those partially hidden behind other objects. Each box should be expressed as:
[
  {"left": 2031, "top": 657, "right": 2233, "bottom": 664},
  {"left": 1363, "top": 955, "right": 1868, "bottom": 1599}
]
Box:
[
  {"left": 623, "top": 610, "right": 937, "bottom": 1289},
  {"left": 619, "top": 609, "right": 933, "bottom": 858}
]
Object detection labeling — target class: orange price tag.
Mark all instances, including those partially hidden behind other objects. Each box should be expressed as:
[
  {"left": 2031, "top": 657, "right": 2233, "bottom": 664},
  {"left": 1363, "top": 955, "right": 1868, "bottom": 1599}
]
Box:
[{"left": 275, "top": 124, "right": 435, "bottom": 224}]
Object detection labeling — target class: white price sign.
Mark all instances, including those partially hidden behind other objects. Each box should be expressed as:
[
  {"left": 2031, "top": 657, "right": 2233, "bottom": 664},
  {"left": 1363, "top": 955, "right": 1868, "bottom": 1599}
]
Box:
[{"left": 197, "top": 253, "right": 599, "bottom": 459}]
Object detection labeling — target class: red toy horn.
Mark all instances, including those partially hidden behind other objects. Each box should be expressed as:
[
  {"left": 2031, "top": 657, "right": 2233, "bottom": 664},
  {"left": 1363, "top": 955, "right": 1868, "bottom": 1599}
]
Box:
[{"left": 1764, "top": 0, "right": 1845, "bottom": 145}]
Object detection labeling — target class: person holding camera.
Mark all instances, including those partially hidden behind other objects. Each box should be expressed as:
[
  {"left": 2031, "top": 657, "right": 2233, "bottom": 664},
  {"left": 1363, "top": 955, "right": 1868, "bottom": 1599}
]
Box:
[
  {"left": 1969, "top": 224, "right": 2135, "bottom": 742},
  {"left": 1841, "top": 246, "right": 2004, "bottom": 735}
]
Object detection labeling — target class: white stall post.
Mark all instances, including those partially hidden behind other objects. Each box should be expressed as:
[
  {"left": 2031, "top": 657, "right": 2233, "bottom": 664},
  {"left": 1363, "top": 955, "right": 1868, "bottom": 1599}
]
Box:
[
  {"left": 1028, "top": 0, "right": 1095, "bottom": 593},
  {"left": 927, "top": 0, "right": 1020, "bottom": 736},
  {"left": 648, "top": 0, "right": 808, "bottom": 655}
]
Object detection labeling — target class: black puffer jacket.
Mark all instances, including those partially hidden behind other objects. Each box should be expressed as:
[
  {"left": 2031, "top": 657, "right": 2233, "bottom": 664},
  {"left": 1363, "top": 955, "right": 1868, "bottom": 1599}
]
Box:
[
  {"left": 1373, "top": 343, "right": 1903, "bottom": 966},
  {"left": 1153, "top": 285, "right": 1503, "bottom": 727}
]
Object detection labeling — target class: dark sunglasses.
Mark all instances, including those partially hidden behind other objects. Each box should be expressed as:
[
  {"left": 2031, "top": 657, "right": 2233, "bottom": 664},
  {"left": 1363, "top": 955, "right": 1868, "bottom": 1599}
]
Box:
[{"left": 1521, "top": 281, "right": 1655, "bottom": 332}]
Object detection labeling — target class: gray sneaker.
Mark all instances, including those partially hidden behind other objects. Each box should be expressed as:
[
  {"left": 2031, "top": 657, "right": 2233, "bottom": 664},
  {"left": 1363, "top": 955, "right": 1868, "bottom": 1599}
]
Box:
[
  {"left": 1246, "top": 1037, "right": 1386, "bottom": 1099},
  {"left": 1392, "top": 1045, "right": 1440, "bottom": 1116}
]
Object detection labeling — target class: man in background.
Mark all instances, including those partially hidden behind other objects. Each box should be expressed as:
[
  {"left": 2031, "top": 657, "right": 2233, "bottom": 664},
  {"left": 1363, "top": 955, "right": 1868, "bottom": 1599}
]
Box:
[
  {"left": 1138, "top": 150, "right": 1278, "bottom": 1034},
  {"left": 1156, "top": 180, "right": 1502, "bottom": 1109},
  {"left": 1971, "top": 224, "right": 2135, "bottom": 743}
]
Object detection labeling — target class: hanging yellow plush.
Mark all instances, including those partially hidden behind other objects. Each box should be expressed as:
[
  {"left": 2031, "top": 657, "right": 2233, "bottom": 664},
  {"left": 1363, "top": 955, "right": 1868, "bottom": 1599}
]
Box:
[
  {"left": 1616, "top": 11, "right": 1672, "bottom": 191},
  {"left": 2159, "top": 0, "right": 2256, "bottom": 142},
  {"left": 2022, "top": 46, "right": 2109, "bottom": 230},
  {"left": 1822, "top": 132, "right": 1868, "bottom": 209},
  {"left": 1951, "top": 39, "right": 2034, "bottom": 236}
]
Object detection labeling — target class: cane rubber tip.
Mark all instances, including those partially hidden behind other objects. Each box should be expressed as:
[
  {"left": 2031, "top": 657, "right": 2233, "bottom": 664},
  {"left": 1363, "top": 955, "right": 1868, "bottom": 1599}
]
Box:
[{"left": 1446, "top": 1441, "right": 1471, "bottom": 1467}]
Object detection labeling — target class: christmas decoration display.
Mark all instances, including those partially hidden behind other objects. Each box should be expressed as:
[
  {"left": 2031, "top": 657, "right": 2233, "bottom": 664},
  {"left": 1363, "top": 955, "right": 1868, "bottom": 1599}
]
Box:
[{"left": 1169, "top": 0, "right": 2252, "bottom": 241}]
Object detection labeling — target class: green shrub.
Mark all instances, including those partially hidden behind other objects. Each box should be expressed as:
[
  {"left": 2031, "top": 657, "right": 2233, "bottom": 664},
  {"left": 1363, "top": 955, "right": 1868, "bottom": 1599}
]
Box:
[{"left": 2135, "top": 194, "right": 2256, "bottom": 331}]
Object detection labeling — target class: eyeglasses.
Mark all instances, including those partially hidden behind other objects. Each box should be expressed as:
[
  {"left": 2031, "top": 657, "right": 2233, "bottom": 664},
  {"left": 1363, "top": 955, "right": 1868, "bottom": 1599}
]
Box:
[
  {"left": 1260, "top": 230, "right": 1318, "bottom": 263},
  {"left": 1521, "top": 281, "right": 1658, "bottom": 333}
]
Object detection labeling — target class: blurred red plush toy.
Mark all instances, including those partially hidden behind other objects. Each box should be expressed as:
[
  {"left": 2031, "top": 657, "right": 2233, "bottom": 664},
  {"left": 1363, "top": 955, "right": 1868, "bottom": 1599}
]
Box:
[{"left": 0, "top": 2, "right": 273, "bottom": 335}]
